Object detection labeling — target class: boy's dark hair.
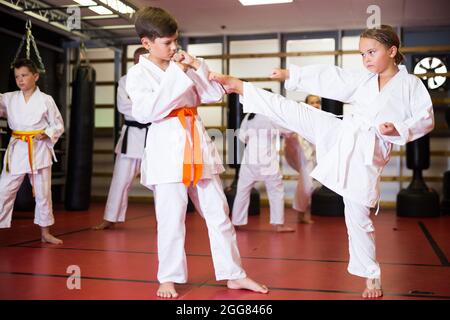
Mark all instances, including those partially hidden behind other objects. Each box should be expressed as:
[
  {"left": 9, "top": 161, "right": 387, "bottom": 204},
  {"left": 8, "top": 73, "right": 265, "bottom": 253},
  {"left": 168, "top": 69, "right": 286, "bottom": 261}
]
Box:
[
  {"left": 134, "top": 7, "right": 178, "bottom": 40},
  {"left": 12, "top": 58, "right": 39, "bottom": 74},
  {"left": 360, "top": 25, "right": 405, "bottom": 65}
]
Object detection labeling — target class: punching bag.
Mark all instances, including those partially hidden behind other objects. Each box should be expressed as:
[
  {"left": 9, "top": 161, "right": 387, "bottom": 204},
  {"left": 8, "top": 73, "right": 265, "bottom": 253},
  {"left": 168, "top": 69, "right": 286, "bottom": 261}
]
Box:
[
  {"left": 65, "top": 65, "right": 96, "bottom": 210},
  {"left": 225, "top": 93, "right": 260, "bottom": 216},
  {"left": 397, "top": 134, "right": 440, "bottom": 217},
  {"left": 441, "top": 108, "right": 450, "bottom": 214},
  {"left": 310, "top": 97, "right": 345, "bottom": 216}
]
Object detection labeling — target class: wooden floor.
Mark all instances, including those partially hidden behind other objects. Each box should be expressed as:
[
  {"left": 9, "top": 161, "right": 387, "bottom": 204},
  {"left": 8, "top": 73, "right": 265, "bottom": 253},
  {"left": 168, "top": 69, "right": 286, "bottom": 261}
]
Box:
[{"left": 0, "top": 202, "right": 449, "bottom": 300}]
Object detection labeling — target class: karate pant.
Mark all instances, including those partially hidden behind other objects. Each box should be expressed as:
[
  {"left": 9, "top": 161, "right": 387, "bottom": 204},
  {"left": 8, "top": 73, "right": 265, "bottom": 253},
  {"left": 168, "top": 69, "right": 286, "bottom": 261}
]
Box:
[
  {"left": 104, "top": 154, "right": 203, "bottom": 223},
  {"left": 232, "top": 165, "right": 284, "bottom": 226},
  {"left": 0, "top": 166, "right": 54, "bottom": 228},
  {"left": 153, "top": 175, "right": 246, "bottom": 283},
  {"left": 251, "top": 88, "right": 380, "bottom": 279},
  {"left": 104, "top": 154, "right": 141, "bottom": 223}
]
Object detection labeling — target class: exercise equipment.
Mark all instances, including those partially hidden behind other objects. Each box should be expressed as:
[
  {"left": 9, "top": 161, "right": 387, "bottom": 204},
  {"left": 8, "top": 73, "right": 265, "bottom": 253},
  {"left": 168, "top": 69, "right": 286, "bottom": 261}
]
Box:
[
  {"left": 65, "top": 52, "right": 96, "bottom": 210},
  {"left": 397, "top": 134, "right": 440, "bottom": 217}
]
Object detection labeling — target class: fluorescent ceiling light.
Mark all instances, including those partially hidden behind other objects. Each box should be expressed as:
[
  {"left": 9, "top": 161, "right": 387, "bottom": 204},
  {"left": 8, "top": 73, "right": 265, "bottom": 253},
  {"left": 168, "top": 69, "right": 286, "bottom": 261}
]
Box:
[
  {"left": 99, "top": 0, "right": 135, "bottom": 14},
  {"left": 73, "top": 0, "right": 96, "bottom": 6},
  {"left": 89, "top": 6, "right": 113, "bottom": 15},
  {"left": 74, "top": 0, "right": 135, "bottom": 15},
  {"left": 239, "top": 0, "right": 293, "bottom": 6}
]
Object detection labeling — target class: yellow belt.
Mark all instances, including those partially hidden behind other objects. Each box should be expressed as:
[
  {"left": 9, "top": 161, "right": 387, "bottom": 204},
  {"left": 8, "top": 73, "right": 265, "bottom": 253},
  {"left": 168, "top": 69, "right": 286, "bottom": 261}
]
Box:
[{"left": 6, "top": 129, "right": 45, "bottom": 196}]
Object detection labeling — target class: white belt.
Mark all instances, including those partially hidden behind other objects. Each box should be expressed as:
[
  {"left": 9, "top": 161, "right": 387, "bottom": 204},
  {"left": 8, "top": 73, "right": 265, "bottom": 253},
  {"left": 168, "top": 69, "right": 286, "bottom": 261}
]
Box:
[
  {"left": 334, "top": 113, "right": 381, "bottom": 213},
  {"left": 335, "top": 115, "right": 375, "bottom": 184}
]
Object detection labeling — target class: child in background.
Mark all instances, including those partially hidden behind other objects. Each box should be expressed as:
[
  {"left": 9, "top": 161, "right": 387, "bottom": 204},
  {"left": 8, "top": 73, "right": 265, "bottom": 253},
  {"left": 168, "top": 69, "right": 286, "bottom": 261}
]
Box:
[
  {"left": 93, "top": 47, "right": 150, "bottom": 230},
  {"left": 284, "top": 95, "right": 321, "bottom": 224},
  {"left": 0, "top": 58, "right": 64, "bottom": 244},
  {"left": 232, "top": 112, "right": 295, "bottom": 232}
]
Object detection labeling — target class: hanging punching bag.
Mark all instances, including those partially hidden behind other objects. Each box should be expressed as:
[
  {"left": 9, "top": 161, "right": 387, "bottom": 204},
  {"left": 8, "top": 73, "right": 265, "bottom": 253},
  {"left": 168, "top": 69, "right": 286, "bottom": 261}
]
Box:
[
  {"left": 397, "top": 134, "right": 440, "bottom": 217},
  {"left": 310, "top": 97, "right": 345, "bottom": 216},
  {"left": 65, "top": 65, "right": 96, "bottom": 210},
  {"left": 441, "top": 108, "right": 450, "bottom": 214}
]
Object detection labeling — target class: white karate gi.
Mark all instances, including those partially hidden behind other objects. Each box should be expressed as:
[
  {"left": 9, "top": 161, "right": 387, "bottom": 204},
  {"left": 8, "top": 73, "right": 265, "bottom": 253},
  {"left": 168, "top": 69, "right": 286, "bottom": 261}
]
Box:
[
  {"left": 284, "top": 133, "right": 317, "bottom": 212},
  {"left": 241, "top": 64, "right": 434, "bottom": 279},
  {"left": 126, "top": 55, "right": 246, "bottom": 283},
  {"left": 232, "top": 113, "right": 291, "bottom": 226},
  {"left": 103, "top": 75, "right": 150, "bottom": 223},
  {"left": 0, "top": 88, "right": 64, "bottom": 228}
]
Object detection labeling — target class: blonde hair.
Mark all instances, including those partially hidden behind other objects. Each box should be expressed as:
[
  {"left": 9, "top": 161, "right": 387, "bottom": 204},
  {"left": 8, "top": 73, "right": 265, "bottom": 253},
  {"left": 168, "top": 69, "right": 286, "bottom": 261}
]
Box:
[
  {"left": 305, "top": 95, "right": 320, "bottom": 104},
  {"left": 360, "top": 25, "right": 405, "bottom": 65}
]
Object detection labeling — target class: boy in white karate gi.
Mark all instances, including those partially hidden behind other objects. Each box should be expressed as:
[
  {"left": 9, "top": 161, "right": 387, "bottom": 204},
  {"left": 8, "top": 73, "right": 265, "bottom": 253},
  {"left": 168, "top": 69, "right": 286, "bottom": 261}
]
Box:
[
  {"left": 210, "top": 25, "right": 434, "bottom": 299},
  {"left": 93, "top": 47, "right": 150, "bottom": 230},
  {"left": 125, "top": 7, "right": 268, "bottom": 298},
  {"left": 284, "top": 95, "right": 321, "bottom": 224},
  {"left": 0, "top": 59, "right": 64, "bottom": 244},
  {"left": 232, "top": 113, "right": 295, "bottom": 232}
]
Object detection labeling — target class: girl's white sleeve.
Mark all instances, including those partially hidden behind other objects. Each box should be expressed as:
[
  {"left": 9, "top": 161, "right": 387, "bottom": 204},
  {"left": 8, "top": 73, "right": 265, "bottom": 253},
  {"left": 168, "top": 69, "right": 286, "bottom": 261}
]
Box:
[
  {"left": 285, "top": 64, "right": 368, "bottom": 103},
  {"left": 381, "top": 79, "right": 434, "bottom": 145}
]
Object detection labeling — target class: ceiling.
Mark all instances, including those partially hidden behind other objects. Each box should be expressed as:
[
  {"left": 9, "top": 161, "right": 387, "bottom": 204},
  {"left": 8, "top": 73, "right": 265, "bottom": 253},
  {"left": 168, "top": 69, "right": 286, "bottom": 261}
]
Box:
[
  {"left": 2, "top": 0, "right": 450, "bottom": 41},
  {"left": 130, "top": 0, "right": 450, "bottom": 36}
]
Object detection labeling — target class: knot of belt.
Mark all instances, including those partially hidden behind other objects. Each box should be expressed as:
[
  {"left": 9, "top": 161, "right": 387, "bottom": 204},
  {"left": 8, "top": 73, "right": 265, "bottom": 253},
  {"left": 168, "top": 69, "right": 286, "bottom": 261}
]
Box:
[
  {"left": 165, "top": 107, "right": 202, "bottom": 186},
  {"left": 335, "top": 114, "right": 377, "bottom": 188},
  {"left": 6, "top": 129, "right": 45, "bottom": 196},
  {"left": 121, "top": 120, "right": 152, "bottom": 154}
]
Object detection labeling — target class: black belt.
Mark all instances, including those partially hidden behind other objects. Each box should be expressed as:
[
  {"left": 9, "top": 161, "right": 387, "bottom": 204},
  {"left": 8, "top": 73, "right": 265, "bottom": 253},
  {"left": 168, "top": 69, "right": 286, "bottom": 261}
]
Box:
[{"left": 121, "top": 120, "right": 152, "bottom": 154}]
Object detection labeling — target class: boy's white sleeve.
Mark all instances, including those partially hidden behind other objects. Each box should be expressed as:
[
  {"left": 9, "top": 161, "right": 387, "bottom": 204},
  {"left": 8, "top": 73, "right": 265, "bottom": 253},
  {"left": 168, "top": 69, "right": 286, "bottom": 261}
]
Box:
[
  {"left": 127, "top": 63, "right": 195, "bottom": 123},
  {"left": 44, "top": 96, "right": 65, "bottom": 145},
  {"left": 0, "top": 93, "right": 7, "bottom": 118},
  {"left": 285, "top": 64, "right": 368, "bottom": 103},
  {"left": 186, "top": 58, "right": 225, "bottom": 104},
  {"left": 117, "top": 76, "right": 133, "bottom": 117},
  {"left": 238, "top": 115, "right": 249, "bottom": 143},
  {"left": 381, "top": 80, "right": 434, "bottom": 145}
]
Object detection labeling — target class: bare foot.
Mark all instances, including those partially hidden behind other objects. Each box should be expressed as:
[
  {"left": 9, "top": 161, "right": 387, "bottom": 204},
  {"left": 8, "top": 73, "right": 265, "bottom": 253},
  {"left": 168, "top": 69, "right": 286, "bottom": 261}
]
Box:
[
  {"left": 275, "top": 225, "right": 295, "bottom": 232},
  {"left": 362, "top": 278, "right": 383, "bottom": 299},
  {"left": 41, "top": 233, "right": 63, "bottom": 245},
  {"left": 227, "top": 277, "right": 269, "bottom": 294},
  {"left": 157, "top": 282, "right": 179, "bottom": 299},
  {"left": 298, "top": 212, "right": 314, "bottom": 224},
  {"left": 299, "top": 218, "right": 315, "bottom": 224},
  {"left": 41, "top": 227, "right": 63, "bottom": 244},
  {"left": 92, "top": 220, "right": 115, "bottom": 230},
  {"left": 209, "top": 72, "right": 243, "bottom": 94}
]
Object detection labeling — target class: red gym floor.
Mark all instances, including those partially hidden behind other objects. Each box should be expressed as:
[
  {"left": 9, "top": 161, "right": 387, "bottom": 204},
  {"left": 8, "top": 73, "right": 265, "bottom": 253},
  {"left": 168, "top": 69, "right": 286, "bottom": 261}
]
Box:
[{"left": 0, "top": 202, "right": 449, "bottom": 300}]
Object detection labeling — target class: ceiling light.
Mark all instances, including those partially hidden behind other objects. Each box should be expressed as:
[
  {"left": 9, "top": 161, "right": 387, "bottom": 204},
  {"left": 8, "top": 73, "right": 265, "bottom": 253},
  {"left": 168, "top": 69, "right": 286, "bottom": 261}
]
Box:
[
  {"left": 89, "top": 6, "right": 113, "bottom": 15},
  {"left": 73, "top": 0, "right": 135, "bottom": 15},
  {"left": 239, "top": 0, "right": 293, "bottom": 6}
]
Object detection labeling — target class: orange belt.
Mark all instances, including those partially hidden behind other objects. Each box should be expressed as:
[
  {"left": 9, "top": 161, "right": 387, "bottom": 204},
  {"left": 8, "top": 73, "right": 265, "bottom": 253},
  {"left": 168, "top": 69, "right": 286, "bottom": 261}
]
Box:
[
  {"left": 166, "top": 107, "right": 202, "bottom": 186},
  {"left": 6, "top": 129, "right": 45, "bottom": 196}
]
